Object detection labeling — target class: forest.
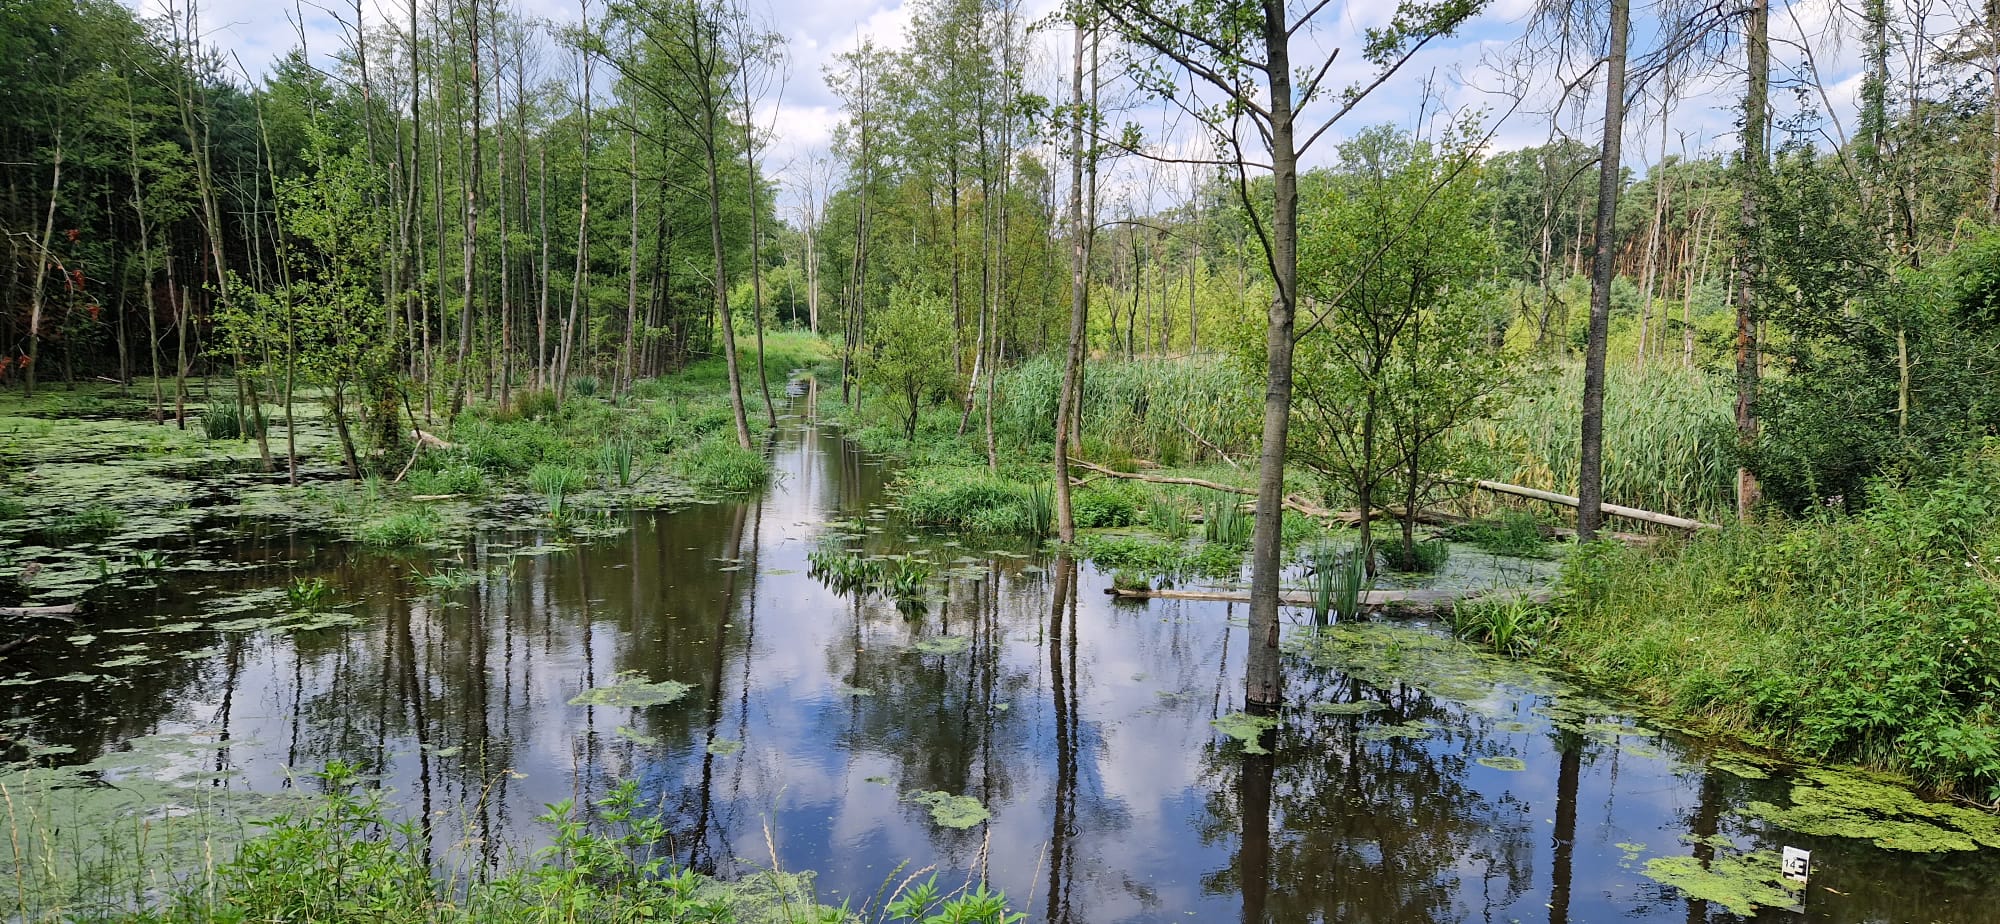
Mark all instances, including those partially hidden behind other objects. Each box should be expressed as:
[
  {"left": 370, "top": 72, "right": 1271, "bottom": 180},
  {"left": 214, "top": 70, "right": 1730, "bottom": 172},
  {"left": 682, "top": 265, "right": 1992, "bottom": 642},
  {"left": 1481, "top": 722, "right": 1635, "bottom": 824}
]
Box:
[{"left": 8, "top": 0, "right": 2000, "bottom": 920}]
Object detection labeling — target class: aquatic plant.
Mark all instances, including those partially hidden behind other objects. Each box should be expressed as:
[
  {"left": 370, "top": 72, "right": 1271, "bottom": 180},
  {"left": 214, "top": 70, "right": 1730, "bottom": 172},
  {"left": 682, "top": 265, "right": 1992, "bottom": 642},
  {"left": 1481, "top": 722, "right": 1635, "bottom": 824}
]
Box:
[
  {"left": 200, "top": 401, "right": 267, "bottom": 441},
  {"left": 674, "top": 438, "right": 769, "bottom": 494},
  {"left": 411, "top": 566, "right": 477, "bottom": 592},
  {"left": 1204, "top": 493, "right": 1251, "bottom": 548},
  {"left": 1211, "top": 712, "right": 1280, "bottom": 754},
  {"left": 1450, "top": 594, "right": 1547, "bottom": 656},
  {"left": 1071, "top": 484, "right": 1142, "bottom": 529},
  {"left": 1020, "top": 482, "right": 1054, "bottom": 540},
  {"left": 1449, "top": 510, "right": 1550, "bottom": 559},
  {"left": 284, "top": 576, "right": 333, "bottom": 612},
  {"left": 885, "top": 878, "right": 1024, "bottom": 924},
  {"left": 1640, "top": 850, "right": 1799, "bottom": 917},
  {"left": 807, "top": 542, "right": 886, "bottom": 595},
  {"left": 1386, "top": 536, "right": 1451, "bottom": 572},
  {"left": 359, "top": 507, "right": 443, "bottom": 547},
  {"left": 901, "top": 790, "right": 990, "bottom": 829},
  {"left": 895, "top": 466, "right": 1037, "bottom": 534},
  {"left": 1301, "top": 540, "right": 1370, "bottom": 623},
  {"left": 530, "top": 462, "right": 588, "bottom": 523},
  {"left": 885, "top": 557, "right": 933, "bottom": 601},
  {"left": 568, "top": 671, "right": 694, "bottom": 708},
  {"left": 1146, "top": 492, "right": 1191, "bottom": 540},
  {"left": 51, "top": 504, "right": 123, "bottom": 536},
  {"left": 600, "top": 437, "right": 639, "bottom": 488}
]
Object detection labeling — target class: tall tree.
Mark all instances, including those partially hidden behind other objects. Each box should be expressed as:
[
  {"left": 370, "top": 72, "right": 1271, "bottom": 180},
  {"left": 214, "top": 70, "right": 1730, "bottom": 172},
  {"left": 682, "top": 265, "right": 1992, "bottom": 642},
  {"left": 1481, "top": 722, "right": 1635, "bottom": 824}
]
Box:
[
  {"left": 1096, "top": 0, "right": 1485, "bottom": 710},
  {"left": 1574, "top": 0, "right": 1629, "bottom": 543}
]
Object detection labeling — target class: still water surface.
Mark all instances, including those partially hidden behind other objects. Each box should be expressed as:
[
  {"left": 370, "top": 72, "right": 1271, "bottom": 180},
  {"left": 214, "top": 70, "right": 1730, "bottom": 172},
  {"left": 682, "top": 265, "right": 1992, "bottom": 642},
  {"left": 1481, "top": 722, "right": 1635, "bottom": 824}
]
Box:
[{"left": 9, "top": 401, "right": 2000, "bottom": 923}]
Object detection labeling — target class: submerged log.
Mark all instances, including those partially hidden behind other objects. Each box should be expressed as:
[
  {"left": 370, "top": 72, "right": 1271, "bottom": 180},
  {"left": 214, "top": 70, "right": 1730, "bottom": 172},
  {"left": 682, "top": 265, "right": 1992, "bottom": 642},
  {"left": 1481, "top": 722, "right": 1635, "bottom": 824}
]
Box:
[{"left": 0, "top": 604, "right": 79, "bottom": 618}]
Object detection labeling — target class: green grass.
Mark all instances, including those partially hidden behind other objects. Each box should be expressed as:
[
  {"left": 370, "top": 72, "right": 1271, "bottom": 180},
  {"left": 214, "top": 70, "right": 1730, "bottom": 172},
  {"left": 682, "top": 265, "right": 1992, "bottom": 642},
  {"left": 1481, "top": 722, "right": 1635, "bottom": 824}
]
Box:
[
  {"left": 670, "top": 438, "right": 766, "bottom": 494},
  {"left": 358, "top": 507, "right": 443, "bottom": 547},
  {"left": 1467, "top": 362, "right": 1733, "bottom": 522},
  {"left": 894, "top": 466, "right": 1050, "bottom": 536},
  {"left": 1523, "top": 443, "right": 2000, "bottom": 798}
]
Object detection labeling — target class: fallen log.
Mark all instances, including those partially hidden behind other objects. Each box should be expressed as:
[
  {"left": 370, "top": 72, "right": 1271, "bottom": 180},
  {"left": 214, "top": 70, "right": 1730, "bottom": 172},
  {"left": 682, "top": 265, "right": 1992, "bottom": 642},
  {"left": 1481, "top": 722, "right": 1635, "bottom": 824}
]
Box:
[
  {"left": 0, "top": 635, "right": 41, "bottom": 657},
  {"left": 1105, "top": 585, "right": 1551, "bottom": 613},
  {"left": 0, "top": 604, "right": 79, "bottom": 618},
  {"left": 408, "top": 493, "right": 462, "bottom": 502},
  {"left": 1453, "top": 479, "right": 1716, "bottom": 531}
]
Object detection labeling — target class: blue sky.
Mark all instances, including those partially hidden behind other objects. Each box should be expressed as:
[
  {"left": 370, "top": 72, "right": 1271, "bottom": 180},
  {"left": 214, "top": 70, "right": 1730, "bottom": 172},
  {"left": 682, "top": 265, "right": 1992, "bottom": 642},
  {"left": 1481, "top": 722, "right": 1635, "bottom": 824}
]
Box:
[{"left": 135, "top": 0, "right": 1884, "bottom": 215}]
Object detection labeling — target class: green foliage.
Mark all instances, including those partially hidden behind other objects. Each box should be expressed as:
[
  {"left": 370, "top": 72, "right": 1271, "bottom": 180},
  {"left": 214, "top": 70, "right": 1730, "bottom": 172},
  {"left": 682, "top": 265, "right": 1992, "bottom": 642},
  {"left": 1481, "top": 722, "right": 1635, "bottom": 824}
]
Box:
[
  {"left": 1469, "top": 363, "right": 1734, "bottom": 521},
  {"left": 359, "top": 507, "right": 442, "bottom": 548},
  {"left": 894, "top": 466, "right": 1048, "bottom": 536},
  {"left": 1448, "top": 510, "right": 1552, "bottom": 558},
  {"left": 1145, "top": 491, "right": 1191, "bottom": 540},
  {"left": 1072, "top": 534, "right": 1243, "bottom": 584},
  {"left": 200, "top": 401, "right": 268, "bottom": 441},
  {"left": 1070, "top": 483, "right": 1141, "bottom": 529},
  {"left": 51, "top": 504, "right": 123, "bottom": 537},
  {"left": 861, "top": 288, "right": 959, "bottom": 441},
  {"left": 1545, "top": 442, "right": 2000, "bottom": 797},
  {"left": 1302, "top": 541, "right": 1370, "bottom": 622},
  {"left": 1450, "top": 594, "right": 1549, "bottom": 656},
  {"left": 530, "top": 462, "right": 587, "bottom": 523},
  {"left": 1385, "top": 537, "right": 1451, "bottom": 573},
  {"left": 673, "top": 439, "right": 769, "bottom": 494},
  {"left": 996, "top": 355, "right": 1256, "bottom": 465},
  {"left": 285, "top": 576, "right": 332, "bottom": 612},
  {"left": 1203, "top": 494, "right": 1251, "bottom": 548},
  {"left": 403, "top": 462, "right": 486, "bottom": 497}
]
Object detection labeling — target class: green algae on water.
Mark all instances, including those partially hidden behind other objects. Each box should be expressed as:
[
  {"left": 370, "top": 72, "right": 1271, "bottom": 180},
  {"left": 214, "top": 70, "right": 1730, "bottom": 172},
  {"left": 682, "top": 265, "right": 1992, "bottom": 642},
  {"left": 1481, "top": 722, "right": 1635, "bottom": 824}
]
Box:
[
  {"left": 614, "top": 725, "right": 660, "bottom": 747},
  {"left": 903, "top": 790, "right": 991, "bottom": 829},
  {"left": 569, "top": 672, "right": 694, "bottom": 708},
  {"left": 911, "top": 635, "right": 970, "bottom": 656},
  {"left": 1476, "top": 755, "right": 1527, "bottom": 771},
  {"left": 1212, "top": 712, "right": 1280, "bottom": 754},
  {"left": 1360, "top": 720, "right": 1436, "bottom": 742},
  {"left": 706, "top": 738, "right": 742, "bottom": 756},
  {"left": 1742, "top": 766, "right": 2000, "bottom": 852},
  {"left": 1307, "top": 700, "right": 1386, "bottom": 716},
  {"left": 1641, "top": 850, "right": 1798, "bottom": 917}
]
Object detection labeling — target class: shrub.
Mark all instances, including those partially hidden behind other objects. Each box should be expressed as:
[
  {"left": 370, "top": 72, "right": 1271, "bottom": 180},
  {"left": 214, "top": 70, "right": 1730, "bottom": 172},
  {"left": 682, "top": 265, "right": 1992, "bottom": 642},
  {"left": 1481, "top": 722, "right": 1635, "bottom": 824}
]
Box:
[
  {"left": 512, "top": 387, "right": 561, "bottom": 420},
  {"left": 1072, "top": 484, "right": 1141, "bottom": 529},
  {"left": 674, "top": 439, "right": 768, "bottom": 494}
]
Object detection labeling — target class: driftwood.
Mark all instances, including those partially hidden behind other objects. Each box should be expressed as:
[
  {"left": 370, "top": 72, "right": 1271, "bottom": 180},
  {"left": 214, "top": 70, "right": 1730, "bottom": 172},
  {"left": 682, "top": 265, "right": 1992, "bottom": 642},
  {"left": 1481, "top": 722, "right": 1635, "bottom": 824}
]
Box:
[
  {"left": 1105, "top": 585, "right": 1551, "bottom": 614},
  {"left": 408, "top": 493, "right": 461, "bottom": 502},
  {"left": 0, "top": 604, "right": 79, "bottom": 618}
]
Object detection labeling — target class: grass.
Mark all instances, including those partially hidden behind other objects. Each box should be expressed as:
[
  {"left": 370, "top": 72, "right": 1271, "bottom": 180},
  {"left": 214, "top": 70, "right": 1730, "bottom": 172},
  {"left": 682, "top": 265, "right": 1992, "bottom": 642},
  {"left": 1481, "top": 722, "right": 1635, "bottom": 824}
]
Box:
[
  {"left": 1204, "top": 494, "right": 1252, "bottom": 548},
  {"left": 1447, "top": 510, "right": 1552, "bottom": 558},
  {"left": 894, "top": 466, "right": 1049, "bottom": 536},
  {"left": 200, "top": 400, "right": 268, "bottom": 441},
  {"left": 1302, "top": 540, "right": 1370, "bottom": 622},
  {"left": 1072, "top": 534, "right": 1244, "bottom": 585},
  {"left": 1508, "top": 442, "right": 2000, "bottom": 799},
  {"left": 1466, "top": 362, "right": 1734, "bottom": 522},
  {"left": 359, "top": 507, "right": 443, "bottom": 548},
  {"left": 674, "top": 438, "right": 769, "bottom": 494}
]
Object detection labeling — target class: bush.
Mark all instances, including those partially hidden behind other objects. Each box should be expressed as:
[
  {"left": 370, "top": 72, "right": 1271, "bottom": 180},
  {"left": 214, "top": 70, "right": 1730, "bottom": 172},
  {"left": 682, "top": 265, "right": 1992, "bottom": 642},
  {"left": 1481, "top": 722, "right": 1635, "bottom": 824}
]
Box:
[
  {"left": 404, "top": 462, "right": 486, "bottom": 497},
  {"left": 674, "top": 438, "right": 768, "bottom": 494},
  {"left": 1450, "top": 510, "right": 1550, "bottom": 558},
  {"left": 1071, "top": 484, "right": 1141, "bottom": 529}
]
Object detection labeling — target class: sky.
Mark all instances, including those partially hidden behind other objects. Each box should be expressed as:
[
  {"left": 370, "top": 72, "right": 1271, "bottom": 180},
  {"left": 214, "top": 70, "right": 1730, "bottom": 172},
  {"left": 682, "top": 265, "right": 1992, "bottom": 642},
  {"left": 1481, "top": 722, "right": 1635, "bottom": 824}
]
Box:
[{"left": 135, "top": 0, "right": 1888, "bottom": 215}]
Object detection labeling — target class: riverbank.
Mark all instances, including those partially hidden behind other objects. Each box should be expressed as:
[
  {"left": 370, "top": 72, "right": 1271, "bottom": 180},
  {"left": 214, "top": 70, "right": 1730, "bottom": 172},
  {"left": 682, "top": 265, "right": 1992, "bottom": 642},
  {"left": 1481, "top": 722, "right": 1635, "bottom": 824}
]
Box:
[{"left": 1462, "top": 441, "right": 2000, "bottom": 801}]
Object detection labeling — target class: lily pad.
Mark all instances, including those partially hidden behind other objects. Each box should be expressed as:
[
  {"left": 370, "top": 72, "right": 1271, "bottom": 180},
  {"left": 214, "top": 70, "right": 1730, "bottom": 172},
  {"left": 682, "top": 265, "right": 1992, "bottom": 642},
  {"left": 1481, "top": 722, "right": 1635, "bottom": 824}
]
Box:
[{"left": 569, "top": 672, "right": 694, "bottom": 709}]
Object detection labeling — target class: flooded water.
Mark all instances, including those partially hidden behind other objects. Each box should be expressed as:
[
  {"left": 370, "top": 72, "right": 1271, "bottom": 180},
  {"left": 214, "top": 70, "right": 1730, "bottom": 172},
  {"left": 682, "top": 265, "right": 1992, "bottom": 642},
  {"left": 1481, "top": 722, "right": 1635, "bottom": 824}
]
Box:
[{"left": 7, "top": 398, "right": 2000, "bottom": 923}]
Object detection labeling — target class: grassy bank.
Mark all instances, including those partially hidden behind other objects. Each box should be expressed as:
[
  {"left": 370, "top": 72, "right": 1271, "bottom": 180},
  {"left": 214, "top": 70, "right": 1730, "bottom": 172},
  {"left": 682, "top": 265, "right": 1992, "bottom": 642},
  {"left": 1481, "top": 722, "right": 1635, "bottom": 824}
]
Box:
[{"left": 1464, "top": 442, "right": 2000, "bottom": 799}]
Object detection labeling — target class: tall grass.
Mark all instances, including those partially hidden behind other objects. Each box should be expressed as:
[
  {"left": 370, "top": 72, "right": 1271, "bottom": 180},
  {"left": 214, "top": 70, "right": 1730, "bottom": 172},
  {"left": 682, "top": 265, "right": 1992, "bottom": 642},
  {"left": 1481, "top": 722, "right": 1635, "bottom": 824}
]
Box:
[
  {"left": 1204, "top": 493, "right": 1251, "bottom": 548},
  {"left": 1466, "top": 363, "right": 1733, "bottom": 521},
  {"left": 996, "top": 355, "right": 1256, "bottom": 465}
]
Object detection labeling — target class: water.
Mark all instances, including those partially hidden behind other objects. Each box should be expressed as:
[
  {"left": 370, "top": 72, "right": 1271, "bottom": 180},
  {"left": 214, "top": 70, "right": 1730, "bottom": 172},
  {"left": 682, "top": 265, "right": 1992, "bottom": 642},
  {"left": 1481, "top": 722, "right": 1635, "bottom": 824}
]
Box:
[{"left": 6, "top": 402, "right": 2000, "bottom": 923}]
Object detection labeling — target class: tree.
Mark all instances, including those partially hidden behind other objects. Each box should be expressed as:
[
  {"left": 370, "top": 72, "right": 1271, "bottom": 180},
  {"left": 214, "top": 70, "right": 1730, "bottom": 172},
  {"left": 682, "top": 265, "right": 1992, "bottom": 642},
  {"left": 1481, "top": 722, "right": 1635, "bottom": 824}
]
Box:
[
  {"left": 861, "top": 286, "right": 956, "bottom": 441},
  {"left": 1094, "top": 0, "right": 1486, "bottom": 710}
]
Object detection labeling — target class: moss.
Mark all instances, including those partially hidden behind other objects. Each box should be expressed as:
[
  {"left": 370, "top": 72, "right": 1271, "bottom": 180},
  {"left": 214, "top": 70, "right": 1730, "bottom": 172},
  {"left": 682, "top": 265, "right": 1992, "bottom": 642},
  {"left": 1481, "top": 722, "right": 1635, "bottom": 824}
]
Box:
[
  {"left": 568, "top": 672, "right": 694, "bottom": 708},
  {"left": 1741, "top": 766, "right": 2000, "bottom": 852},
  {"left": 1212, "top": 712, "right": 1280, "bottom": 754},
  {"left": 903, "top": 790, "right": 990, "bottom": 829},
  {"left": 1640, "top": 851, "right": 1798, "bottom": 916}
]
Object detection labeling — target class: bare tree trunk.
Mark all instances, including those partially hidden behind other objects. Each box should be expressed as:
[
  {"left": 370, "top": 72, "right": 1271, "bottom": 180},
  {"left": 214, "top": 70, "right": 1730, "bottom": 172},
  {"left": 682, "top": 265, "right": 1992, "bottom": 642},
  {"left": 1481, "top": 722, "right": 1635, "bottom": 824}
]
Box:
[
  {"left": 24, "top": 131, "right": 61, "bottom": 398},
  {"left": 1054, "top": 17, "right": 1091, "bottom": 543},
  {"left": 625, "top": 119, "right": 640, "bottom": 392},
  {"left": 450, "top": 0, "right": 484, "bottom": 420},
  {"left": 1735, "top": 0, "right": 1768, "bottom": 519},
  {"left": 1576, "top": 0, "right": 1629, "bottom": 543}
]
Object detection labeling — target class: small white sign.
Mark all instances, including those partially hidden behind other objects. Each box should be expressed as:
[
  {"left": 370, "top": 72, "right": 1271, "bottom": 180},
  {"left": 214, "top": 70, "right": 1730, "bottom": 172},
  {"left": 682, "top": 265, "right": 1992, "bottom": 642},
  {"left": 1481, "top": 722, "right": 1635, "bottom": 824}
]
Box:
[{"left": 1781, "top": 846, "right": 1811, "bottom": 884}]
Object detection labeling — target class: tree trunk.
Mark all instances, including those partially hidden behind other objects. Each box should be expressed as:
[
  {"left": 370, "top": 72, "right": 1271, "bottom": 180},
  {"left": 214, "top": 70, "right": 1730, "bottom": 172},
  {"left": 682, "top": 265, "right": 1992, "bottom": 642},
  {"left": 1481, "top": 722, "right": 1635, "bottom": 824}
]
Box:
[
  {"left": 1054, "top": 16, "right": 1091, "bottom": 543},
  {"left": 1576, "top": 0, "right": 1629, "bottom": 543},
  {"left": 1735, "top": 0, "right": 1768, "bottom": 519}
]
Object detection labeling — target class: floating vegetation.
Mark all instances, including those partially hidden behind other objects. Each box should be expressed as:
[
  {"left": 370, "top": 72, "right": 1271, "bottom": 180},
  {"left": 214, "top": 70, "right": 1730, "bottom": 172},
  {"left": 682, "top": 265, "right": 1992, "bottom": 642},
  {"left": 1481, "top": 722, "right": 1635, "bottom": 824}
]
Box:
[
  {"left": 1360, "top": 720, "right": 1437, "bottom": 743},
  {"left": 706, "top": 739, "right": 742, "bottom": 757},
  {"left": 568, "top": 672, "right": 694, "bottom": 709},
  {"left": 1306, "top": 700, "right": 1386, "bottom": 716},
  {"left": 1211, "top": 712, "right": 1280, "bottom": 754},
  {"left": 284, "top": 576, "right": 333, "bottom": 612},
  {"left": 613, "top": 726, "right": 659, "bottom": 746},
  {"left": 903, "top": 790, "right": 991, "bottom": 829},
  {"left": 1475, "top": 756, "right": 1527, "bottom": 771},
  {"left": 1742, "top": 766, "right": 2000, "bottom": 852},
  {"left": 832, "top": 684, "right": 874, "bottom": 697},
  {"left": 1641, "top": 851, "right": 1799, "bottom": 917},
  {"left": 911, "top": 635, "right": 970, "bottom": 656},
  {"left": 1709, "top": 756, "right": 1773, "bottom": 780}
]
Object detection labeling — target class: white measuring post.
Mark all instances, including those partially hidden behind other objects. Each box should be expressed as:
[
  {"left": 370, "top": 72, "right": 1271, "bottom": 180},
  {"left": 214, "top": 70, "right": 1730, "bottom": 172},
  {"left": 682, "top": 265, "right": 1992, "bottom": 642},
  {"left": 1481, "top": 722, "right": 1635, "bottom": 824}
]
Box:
[{"left": 1781, "top": 846, "right": 1811, "bottom": 884}]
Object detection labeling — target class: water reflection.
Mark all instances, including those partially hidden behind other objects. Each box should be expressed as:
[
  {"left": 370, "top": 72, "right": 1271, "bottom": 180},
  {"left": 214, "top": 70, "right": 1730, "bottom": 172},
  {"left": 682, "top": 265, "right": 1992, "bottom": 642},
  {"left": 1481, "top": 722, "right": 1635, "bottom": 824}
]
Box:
[{"left": 5, "top": 410, "right": 2000, "bottom": 923}]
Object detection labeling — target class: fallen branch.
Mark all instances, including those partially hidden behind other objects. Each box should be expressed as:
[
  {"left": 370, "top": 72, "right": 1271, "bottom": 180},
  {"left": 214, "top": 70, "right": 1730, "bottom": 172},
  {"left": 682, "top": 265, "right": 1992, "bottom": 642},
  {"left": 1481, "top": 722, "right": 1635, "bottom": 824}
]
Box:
[
  {"left": 0, "top": 635, "right": 41, "bottom": 658},
  {"left": 411, "top": 429, "right": 455, "bottom": 450},
  {"left": 408, "top": 494, "right": 461, "bottom": 502},
  {"left": 1178, "top": 421, "right": 1239, "bottom": 468}
]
